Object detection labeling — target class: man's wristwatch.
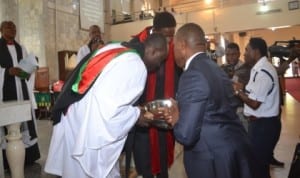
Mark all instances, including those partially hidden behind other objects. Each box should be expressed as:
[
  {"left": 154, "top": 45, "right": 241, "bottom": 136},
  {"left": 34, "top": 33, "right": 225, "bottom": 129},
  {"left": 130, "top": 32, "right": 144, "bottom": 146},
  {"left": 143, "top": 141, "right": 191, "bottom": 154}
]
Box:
[{"left": 235, "top": 89, "right": 243, "bottom": 96}]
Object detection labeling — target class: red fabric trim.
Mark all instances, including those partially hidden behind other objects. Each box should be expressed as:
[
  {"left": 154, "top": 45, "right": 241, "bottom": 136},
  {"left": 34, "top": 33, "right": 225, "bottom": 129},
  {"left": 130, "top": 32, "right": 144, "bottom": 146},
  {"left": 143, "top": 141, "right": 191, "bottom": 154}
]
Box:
[
  {"left": 145, "top": 72, "right": 160, "bottom": 174},
  {"left": 78, "top": 47, "right": 129, "bottom": 94},
  {"left": 133, "top": 26, "right": 152, "bottom": 42},
  {"left": 164, "top": 40, "right": 175, "bottom": 98},
  {"left": 164, "top": 40, "right": 175, "bottom": 168},
  {"left": 135, "top": 28, "right": 176, "bottom": 175}
]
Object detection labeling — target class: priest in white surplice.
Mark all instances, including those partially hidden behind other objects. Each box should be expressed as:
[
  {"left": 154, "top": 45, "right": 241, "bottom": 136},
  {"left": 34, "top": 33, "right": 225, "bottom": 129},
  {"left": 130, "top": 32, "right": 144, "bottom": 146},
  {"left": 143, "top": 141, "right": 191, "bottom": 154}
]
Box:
[
  {"left": 0, "top": 20, "right": 40, "bottom": 169},
  {"left": 45, "top": 34, "right": 168, "bottom": 178}
]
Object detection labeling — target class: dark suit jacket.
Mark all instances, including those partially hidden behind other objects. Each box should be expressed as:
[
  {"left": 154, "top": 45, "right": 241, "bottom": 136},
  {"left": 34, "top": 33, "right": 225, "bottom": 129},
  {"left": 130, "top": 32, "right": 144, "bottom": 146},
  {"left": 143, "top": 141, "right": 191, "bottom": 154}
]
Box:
[{"left": 174, "top": 53, "right": 258, "bottom": 178}]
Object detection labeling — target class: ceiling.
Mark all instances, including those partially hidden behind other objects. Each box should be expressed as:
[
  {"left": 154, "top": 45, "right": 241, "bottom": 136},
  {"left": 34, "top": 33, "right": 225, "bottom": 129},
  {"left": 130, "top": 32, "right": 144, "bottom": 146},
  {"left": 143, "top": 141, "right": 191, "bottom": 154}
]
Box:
[{"left": 163, "top": 0, "right": 272, "bottom": 13}]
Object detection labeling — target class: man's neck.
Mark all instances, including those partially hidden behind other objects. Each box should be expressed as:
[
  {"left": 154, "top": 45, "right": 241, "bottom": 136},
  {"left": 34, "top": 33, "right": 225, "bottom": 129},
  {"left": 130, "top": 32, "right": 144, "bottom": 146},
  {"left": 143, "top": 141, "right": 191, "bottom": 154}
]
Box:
[{"left": 3, "top": 37, "right": 14, "bottom": 44}]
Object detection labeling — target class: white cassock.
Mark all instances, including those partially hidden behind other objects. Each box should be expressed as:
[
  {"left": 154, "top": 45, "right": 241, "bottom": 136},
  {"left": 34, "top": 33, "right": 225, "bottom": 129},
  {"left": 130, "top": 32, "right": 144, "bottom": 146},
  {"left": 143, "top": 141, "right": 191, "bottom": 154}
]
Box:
[
  {"left": 77, "top": 44, "right": 90, "bottom": 64},
  {"left": 45, "top": 43, "right": 147, "bottom": 178}
]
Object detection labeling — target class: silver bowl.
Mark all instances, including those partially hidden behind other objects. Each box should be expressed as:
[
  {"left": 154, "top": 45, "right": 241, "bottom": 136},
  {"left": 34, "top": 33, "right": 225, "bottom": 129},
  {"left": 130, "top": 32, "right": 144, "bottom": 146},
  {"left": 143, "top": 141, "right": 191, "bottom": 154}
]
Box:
[{"left": 145, "top": 99, "right": 172, "bottom": 129}]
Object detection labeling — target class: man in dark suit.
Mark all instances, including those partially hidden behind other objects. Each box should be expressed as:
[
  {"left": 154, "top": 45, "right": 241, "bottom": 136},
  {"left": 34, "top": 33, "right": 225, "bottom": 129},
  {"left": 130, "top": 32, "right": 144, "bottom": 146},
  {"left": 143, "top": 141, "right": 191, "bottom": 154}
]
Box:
[{"left": 164, "top": 23, "right": 258, "bottom": 178}]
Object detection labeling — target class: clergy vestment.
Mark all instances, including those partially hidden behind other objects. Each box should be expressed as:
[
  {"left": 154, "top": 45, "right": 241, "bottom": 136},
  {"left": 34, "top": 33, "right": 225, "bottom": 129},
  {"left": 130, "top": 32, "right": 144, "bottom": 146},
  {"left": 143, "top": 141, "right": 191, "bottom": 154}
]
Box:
[
  {"left": 45, "top": 43, "right": 147, "bottom": 178},
  {"left": 0, "top": 37, "right": 40, "bottom": 168},
  {"left": 127, "top": 27, "right": 180, "bottom": 177},
  {"left": 76, "top": 44, "right": 90, "bottom": 64}
]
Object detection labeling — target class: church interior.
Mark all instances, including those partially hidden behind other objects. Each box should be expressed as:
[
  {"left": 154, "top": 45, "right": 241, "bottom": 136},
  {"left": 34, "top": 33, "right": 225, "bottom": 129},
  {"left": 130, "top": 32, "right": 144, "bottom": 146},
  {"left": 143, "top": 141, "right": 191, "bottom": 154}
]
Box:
[{"left": 1, "top": 0, "right": 300, "bottom": 177}]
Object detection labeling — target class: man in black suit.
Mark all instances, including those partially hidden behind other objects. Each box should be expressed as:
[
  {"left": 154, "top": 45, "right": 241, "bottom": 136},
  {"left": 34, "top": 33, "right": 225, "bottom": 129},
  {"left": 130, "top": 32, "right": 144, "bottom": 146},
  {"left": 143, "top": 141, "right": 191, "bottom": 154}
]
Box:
[{"left": 164, "top": 23, "right": 258, "bottom": 178}]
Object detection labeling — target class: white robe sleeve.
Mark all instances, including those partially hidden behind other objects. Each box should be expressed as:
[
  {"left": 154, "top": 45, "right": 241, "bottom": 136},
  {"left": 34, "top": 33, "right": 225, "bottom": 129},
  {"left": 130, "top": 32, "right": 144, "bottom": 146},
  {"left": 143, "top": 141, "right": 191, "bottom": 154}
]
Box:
[{"left": 0, "top": 68, "right": 5, "bottom": 102}]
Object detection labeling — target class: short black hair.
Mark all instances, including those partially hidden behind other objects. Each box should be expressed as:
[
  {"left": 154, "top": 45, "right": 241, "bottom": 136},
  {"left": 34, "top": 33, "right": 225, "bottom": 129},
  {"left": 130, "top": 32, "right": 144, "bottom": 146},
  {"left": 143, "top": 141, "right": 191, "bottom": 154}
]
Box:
[
  {"left": 176, "top": 23, "right": 206, "bottom": 45},
  {"left": 226, "top": 42, "right": 240, "bottom": 52},
  {"left": 0, "top": 21, "right": 15, "bottom": 31},
  {"left": 153, "top": 12, "right": 176, "bottom": 30},
  {"left": 249, "top": 37, "right": 268, "bottom": 57}
]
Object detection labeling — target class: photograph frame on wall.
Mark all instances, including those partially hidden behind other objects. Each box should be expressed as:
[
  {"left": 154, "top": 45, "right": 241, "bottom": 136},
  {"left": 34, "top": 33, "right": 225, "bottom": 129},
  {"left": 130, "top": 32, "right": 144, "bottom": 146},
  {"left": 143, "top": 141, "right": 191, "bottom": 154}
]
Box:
[
  {"left": 79, "top": 0, "right": 104, "bottom": 31},
  {"left": 288, "top": 0, "right": 299, "bottom": 10}
]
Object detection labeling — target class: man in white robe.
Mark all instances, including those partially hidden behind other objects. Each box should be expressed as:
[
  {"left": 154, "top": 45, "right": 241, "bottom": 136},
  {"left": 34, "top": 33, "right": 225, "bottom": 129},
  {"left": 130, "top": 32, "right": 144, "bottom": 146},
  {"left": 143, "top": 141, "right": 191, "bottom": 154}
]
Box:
[
  {"left": 76, "top": 25, "right": 104, "bottom": 64},
  {"left": 45, "top": 34, "right": 168, "bottom": 178},
  {"left": 0, "top": 20, "right": 40, "bottom": 169}
]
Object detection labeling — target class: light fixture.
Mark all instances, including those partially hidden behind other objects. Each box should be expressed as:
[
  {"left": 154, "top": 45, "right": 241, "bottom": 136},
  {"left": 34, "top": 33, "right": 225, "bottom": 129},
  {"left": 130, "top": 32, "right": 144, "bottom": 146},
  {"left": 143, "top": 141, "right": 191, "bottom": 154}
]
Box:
[
  {"left": 205, "top": 0, "right": 213, "bottom": 5},
  {"left": 258, "top": 0, "right": 269, "bottom": 12},
  {"left": 268, "top": 25, "right": 291, "bottom": 31},
  {"left": 72, "top": 0, "right": 79, "bottom": 10},
  {"left": 288, "top": 0, "right": 299, "bottom": 10}
]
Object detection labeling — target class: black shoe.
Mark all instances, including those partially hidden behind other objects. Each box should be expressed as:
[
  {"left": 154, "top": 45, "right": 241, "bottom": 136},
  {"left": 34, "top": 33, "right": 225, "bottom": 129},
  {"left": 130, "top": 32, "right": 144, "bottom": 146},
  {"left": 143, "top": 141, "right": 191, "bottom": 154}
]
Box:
[{"left": 270, "top": 157, "right": 284, "bottom": 167}]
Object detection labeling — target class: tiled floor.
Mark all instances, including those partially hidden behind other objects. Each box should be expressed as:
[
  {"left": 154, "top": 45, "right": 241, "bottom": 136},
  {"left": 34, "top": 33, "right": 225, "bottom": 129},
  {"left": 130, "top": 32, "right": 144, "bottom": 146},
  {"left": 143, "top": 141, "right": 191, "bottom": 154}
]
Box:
[{"left": 4, "top": 93, "right": 300, "bottom": 178}]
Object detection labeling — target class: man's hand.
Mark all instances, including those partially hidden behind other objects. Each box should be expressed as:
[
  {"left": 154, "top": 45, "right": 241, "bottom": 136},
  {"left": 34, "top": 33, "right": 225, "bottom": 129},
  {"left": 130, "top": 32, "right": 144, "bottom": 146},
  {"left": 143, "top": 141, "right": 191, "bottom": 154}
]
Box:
[
  {"left": 233, "top": 82, "right": 244, "bottom": 94},
  {"left": 289, "top": 46, "right": 300, "bottom": 61},
  {"left": 9, "top": 67, "right": 22, "bottom": 76},
  {"left": 90, "top": 37, "right": 104, "bottom": 51},
  {"left": 8, "top": 67, "right": 29, "bottom": 79},
  {"left": 136, "top": 106, "right": 154, "bottom": 127},
  {"left": 160, "top": 98, "right": 179, "bottom": 127},
  {"left": 277, "top": 61, "right": 290, "bottom": 76},
  {"left": 277, "top": 46, "right": 300, "bottom": 76}
]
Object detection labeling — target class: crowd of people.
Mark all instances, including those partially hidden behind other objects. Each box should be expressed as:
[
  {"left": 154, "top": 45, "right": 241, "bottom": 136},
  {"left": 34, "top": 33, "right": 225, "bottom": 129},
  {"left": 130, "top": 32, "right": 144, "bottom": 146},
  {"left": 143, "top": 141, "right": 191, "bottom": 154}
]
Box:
[{"left": 1, "top": 10, "right": 300, "bottom": 178}]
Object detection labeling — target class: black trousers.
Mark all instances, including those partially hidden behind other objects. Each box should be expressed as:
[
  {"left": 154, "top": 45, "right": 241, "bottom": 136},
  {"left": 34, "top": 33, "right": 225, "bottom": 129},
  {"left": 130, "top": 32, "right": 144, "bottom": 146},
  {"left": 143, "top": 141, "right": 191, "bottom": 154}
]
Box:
[
  {"left": 133, "top": 127, "right": 169, "bottom": 178},
  {"left": 248, "top": 116, "right": 281, "bottom": 178}
]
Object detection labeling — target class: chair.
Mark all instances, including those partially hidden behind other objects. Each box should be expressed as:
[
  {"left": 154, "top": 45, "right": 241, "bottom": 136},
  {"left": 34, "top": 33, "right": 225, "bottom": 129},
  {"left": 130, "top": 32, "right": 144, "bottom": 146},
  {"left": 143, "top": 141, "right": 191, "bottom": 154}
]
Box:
[
  {"left": 34, "top": 67, "right": 51, "bottom": 119},
  {"left": 34, "top": 92, "right": 51, "bottom": 119}
]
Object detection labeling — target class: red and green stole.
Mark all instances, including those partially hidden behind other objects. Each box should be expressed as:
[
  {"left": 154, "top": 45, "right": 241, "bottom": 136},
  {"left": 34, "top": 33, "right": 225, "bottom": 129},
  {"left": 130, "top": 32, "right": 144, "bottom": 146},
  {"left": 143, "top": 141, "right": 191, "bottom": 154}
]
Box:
[
  {"left": 52, "top": 45, "right": 137, "bottom": 125},
  {"left": 72, "top": 47, "right": 134, "bottom": 94}
]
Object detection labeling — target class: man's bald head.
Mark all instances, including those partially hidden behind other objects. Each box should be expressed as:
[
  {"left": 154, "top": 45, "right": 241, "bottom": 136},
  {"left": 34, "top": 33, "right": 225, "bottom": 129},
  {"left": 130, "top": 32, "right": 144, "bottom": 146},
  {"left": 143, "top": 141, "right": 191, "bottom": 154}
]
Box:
[
  {"left": 174, "top": 23, "right": 207, "bottom": 68},
  {"left": 175, "top": 23, "right": 206, "bottom": 50}
]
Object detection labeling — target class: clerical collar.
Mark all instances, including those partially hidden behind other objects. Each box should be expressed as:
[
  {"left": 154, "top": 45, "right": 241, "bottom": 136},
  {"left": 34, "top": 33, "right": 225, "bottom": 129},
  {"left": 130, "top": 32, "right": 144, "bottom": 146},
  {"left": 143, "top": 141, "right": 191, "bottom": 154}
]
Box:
[{"left": 6, "top": 40, "right": 14, "bottom": 45}]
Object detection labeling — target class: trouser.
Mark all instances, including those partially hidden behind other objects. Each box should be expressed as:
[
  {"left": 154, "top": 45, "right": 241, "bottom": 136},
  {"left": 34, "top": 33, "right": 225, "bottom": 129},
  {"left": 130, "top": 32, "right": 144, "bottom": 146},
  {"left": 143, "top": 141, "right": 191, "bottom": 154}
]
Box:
[
  {"left": 271, "top": 111, "right": 282, "bottom": 160},
  {"left": 133, "top": 127, "right": 169, "bottom": 178},
  {"left": 248, "top": 116, "right": 281, "bottom": 178},
  {"left": 236, "top": 107, "right": 248, "bottom": 132}
]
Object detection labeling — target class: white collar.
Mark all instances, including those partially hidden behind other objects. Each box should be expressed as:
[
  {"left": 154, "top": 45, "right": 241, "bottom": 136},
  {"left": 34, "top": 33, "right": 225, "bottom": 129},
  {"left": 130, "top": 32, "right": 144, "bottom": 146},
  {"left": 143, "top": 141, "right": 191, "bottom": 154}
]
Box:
[
  {"left": 184, "top": 52, "right": 204, "bottom": 71},
  {"left": 253, "top": 56, "right": 268, "bottom": 71}
]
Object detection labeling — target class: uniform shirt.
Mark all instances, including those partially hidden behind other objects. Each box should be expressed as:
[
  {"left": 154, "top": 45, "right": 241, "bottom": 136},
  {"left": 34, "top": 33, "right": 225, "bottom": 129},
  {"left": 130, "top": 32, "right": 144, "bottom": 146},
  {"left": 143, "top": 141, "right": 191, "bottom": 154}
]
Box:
[
  {"left": 45, "top": 43, "right": 147, "bottom": 178},
  {"left": 244, "top": 56, "right": 280, "bottom": 118}
]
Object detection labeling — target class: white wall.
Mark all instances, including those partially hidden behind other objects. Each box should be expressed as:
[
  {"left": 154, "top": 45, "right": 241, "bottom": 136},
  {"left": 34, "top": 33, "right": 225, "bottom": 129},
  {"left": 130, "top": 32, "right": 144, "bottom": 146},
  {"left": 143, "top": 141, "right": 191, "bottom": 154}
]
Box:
[
  {"left": 110, "top": 18, "right": 152, "bottom": 41},
  {"left": 110, "top": 0, "right": 300, "bottom": 40}
]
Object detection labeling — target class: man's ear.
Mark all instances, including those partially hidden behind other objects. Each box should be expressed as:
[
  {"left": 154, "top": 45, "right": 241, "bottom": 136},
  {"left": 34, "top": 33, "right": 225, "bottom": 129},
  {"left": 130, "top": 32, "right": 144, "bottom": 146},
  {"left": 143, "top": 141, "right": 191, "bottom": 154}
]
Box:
[
  {"left": 178, "top": 40, "right": 186, "bottom": 52},
  {"left": 253, "top": 48, "right": 260, "bottom": 59},
  {"left": 148, "top": 46, "right": 156, "bottom": 55}
]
